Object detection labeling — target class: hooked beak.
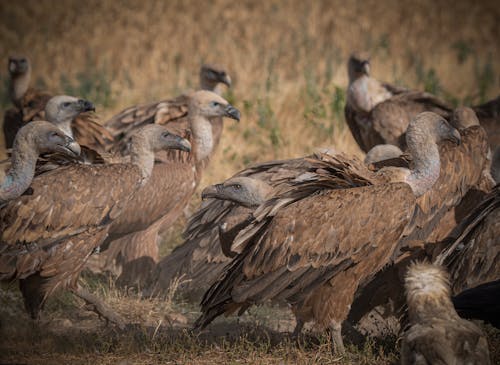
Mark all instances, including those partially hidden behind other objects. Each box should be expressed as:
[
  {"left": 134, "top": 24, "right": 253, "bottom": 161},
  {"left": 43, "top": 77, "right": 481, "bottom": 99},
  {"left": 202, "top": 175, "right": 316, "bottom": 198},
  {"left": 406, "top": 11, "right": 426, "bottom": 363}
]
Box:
[
  {"left": 361, "top": 60, "right": 370, "bottom": 75},
  {"left": 62, "top": 136, "right": 81, "bottom": 157},
  {"left": 448, "top": 128, "right": 461, "bottom": 145},
  {"left": 166, "top": 133, "right": 191, "bottom": 152},
  {"left": 201, "top": 184, "right": 222, "bottom": 200},
  {"left": 224, "top": 104, "right": 240, "bottom": 122},
  {"left": 78, "top": 99, "right": 96, "bottom": 112},
  {"left": 221, "top": 74, "right": 232, "bottom": 87}
]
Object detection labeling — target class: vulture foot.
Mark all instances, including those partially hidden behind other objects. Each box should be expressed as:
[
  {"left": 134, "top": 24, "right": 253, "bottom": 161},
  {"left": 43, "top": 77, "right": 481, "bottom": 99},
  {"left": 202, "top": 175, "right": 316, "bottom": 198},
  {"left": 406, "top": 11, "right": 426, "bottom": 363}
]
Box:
[
  {"left": 73, "top": 285, "right": 126, "bottom": 330},
  {"left": 291, "top": 318, "right": 304, "bottom": 340},
  {"left": 329, "top": 321, "right": 345, "bottom": 354}
]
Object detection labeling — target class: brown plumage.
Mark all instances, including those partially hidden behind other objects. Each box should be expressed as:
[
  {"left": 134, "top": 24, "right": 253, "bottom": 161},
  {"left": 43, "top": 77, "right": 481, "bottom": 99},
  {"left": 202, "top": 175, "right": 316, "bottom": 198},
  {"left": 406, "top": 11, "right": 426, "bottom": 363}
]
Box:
[
  {"left": 435, "top": 184, "right": 499, "bottom": 294},
  {"left": 196, "top": 112, "right": 462, "bottom": 352},
  {"left": 88, "top": 66, "right": 234, "bottom": 285},
  {"left": 87, "top": 90, "right": 240, "bottom": 286},
  {"left": 0, "top": 124, "right": 190, "bottom": 319},
  {"left": 401, "top": 262, "right": 490, "bottom": 365},
  {"left": 472, "top": 96, "right": 500, "bottom": 148},
  {"left": 347, "top": 118, "right": 491, "bottom": 337},
  {"left": 149, "top": 157, "right": 321, "bottom": 298}
]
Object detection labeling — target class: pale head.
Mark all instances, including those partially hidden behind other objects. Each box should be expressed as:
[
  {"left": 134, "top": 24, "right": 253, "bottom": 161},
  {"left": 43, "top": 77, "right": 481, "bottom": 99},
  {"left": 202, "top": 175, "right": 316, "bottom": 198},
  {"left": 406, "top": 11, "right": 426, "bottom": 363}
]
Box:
[
  {"left": 14, "top": 121, "right": 81, "bottom": 157},
  {"left": 347, "top": 52, "right": 370, "bottom": 82},
  {"left": 202, "top": 177, "right": 273, "bottom": 208},
  {"left": 451, "top": 106, "right": 480, "bottom": 130},
  {"left": 188, "top": 90, "right": 240, "bottom": 121},
  {"left": 200, "top": 64, "right": 232, "bottom": 91},
  {"left": 45, "top": 95, "right": 95, "bottom": 127},
  {"left": 364, "top": 144, "right": 403, "bottom": 165},
  {"left": 8, "top": 55, "right": 30, "bottom": 76}
]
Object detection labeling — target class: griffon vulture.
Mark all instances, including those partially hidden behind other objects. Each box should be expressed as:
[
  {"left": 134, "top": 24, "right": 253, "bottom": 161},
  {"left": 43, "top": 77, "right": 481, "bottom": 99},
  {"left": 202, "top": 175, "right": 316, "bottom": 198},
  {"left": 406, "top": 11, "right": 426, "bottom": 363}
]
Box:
[
  {"left": 345, "top": 55, "right": 499, "bottom": 153},
  {"left": 0, "top": 124, "right": 190, "bottom": 323},
  {"left": 88, "top": 66, "right": 235, "bottom": 285},
  {"left": 196, "top": 112, "right": 462, "bottom": 352},
  {"left": 88, "top": 91, "right": 240, "bottom": 286},
  {"left": 401, "top": 262, "right": 490, "bottom": 365},
  {"left": 149, "top": 157, "right": 321, "bottom": 298}
]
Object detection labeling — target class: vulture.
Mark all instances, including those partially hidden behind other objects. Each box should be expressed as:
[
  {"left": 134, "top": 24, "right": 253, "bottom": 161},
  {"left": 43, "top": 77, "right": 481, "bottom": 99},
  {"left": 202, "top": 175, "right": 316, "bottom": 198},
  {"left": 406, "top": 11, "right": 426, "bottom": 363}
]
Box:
[
  {"left": 3, "top": 55, "right": 51, "bottom": 148},
  {"left": 149, "top": 157, "right": 321, "bottom": 298},
  {"left": 2, "top": 56, "right": 113, "bottom": 152},
  {"left": 434, "top": 183, "right": 500, "bottom": 327},
  {"left": 345, "top": 54, "right": 500, "bottom": 152},
  {"left": 346, "top": 109, "right": 492, "bottom": 337},
  {"left": 0, "top": 124, "right": 190, "bottom": 322},
  {"left": 196, "top": 112, "right": 463, "bottom": 352},
  {"left": 0, "top": 121, "right": 81, "bottom": 203},
  {"left": 87, "top": 65, "right": 234, "bottom": 285},
  {"left": 491, "top": 147, "right": 500, "bottom": 183},
  {"left": 401, "top": 262, "right": 491, "bottom": 365}
]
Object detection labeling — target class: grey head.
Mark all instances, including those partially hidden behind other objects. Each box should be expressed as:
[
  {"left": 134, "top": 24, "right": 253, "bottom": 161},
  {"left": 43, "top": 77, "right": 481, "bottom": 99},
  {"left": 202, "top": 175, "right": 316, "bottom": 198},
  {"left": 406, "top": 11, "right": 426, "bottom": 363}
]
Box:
[
  {"left": 131, "top": 124, "right": 191, "bottom": 153},
  {"left": 202, "top": 176, "right": 273, "bottom": 208},
  {"left": 200, "top": 64, "right": 232, "bottom": 91},
  {"left": 8, "top": 55, "right": 31, "bottom": 76},
  {"left": 15, "top": 120, "right": 81, "bottom": 157},
  {"left": 348, "top": 52, "right": 370, "bottom": 83},
  {"left": 407, "top": 112, "right": 461, "bottom": 147}
]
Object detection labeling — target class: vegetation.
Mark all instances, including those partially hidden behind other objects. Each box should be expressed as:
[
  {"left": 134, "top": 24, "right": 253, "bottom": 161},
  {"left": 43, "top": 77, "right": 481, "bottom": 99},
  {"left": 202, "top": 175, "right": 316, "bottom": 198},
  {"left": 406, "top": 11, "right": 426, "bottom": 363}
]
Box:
[{"left": 0, "top": 0, "right": 499, "bottom": 363}]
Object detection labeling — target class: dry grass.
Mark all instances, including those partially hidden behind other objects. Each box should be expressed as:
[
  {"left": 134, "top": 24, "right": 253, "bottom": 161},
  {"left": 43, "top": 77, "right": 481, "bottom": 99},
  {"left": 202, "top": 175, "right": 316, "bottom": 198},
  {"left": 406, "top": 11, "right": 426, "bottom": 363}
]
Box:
[{"left": 0, "top": 0, "right": 499, "bottom": 363}]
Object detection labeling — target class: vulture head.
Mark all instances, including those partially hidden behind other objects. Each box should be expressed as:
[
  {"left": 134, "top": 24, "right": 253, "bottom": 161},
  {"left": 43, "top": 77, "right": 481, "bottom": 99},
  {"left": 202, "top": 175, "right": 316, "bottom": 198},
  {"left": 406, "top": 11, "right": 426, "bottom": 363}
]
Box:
[
  {"left": 8, "top": 55, "right": 30, "bottom": 76},
  {"left": 188, "top": 90, "right": 240, "bottom": 122},
  {"left": 44, "top": 95, "right": 95, "bottom": 137},
  {"left": 131, "top": 124, "right": 191, "bottom": 153},
  {"left": 364, "top": 144, "right": 403, "bottom": 165},
  {"left": 407, "top": 112, "right": 461, "bottom": 147},
  {"left": 202, "top": 177, "right": 273, "bottom": 208},
  {"left": 200, "top": 64, "right": 232, "bottom": 91},
  {"left": 451, "top": 106, "right": 480, "bottom": 130},
  {"left": 348, "top": 52, "right": 370, "bottom": 82},
  {"left": 15, "top": 120, "right": 81, "bottom": 157}
]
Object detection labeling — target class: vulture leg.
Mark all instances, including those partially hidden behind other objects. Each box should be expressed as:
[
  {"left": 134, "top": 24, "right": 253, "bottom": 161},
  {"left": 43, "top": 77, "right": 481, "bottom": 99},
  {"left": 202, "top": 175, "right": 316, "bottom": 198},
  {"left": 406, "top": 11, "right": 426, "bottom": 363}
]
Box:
[
  {"left": 19, "top": 275, "right": 46, "bottom": 320},
  {"left": 72, "top": 284, "right": 126, "bottom": 329},
  {"left": 329, "top": 321, "right": 345, "bottom": 354},
  {"left": 291, "top": 318, "right": 305, "bottom": 339}
]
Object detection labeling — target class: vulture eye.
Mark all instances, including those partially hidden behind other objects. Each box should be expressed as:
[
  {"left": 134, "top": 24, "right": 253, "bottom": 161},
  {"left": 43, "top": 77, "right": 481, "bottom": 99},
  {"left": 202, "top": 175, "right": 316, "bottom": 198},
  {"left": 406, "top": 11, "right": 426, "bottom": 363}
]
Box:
[
  {"left": 161, "top": 132, "right": 170, "bottom": 138},
  {"left": 210, "top": 101, "right": 220, "bottom": 108},
  {"left": 233, "top": 184, "right": 242, "bottom": 190},
  {"left": 62, "top": 102, "right": 71, "bottom": 108}
]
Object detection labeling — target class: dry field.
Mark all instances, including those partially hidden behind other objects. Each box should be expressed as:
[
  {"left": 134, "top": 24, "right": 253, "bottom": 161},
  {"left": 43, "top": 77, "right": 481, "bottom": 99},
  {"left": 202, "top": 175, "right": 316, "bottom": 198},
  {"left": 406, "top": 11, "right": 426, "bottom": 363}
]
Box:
[{"left": 0, "top": 0, "right": 499, "bottom": 364}]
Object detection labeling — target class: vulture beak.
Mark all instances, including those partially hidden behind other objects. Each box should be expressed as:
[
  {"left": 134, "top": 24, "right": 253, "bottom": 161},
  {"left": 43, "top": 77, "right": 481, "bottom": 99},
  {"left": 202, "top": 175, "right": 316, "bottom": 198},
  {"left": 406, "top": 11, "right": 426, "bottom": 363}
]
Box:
[
  {"left": 63, "top": 136, "right": 82, "bottom": 157},
  {"left": 361, "top": 60, "right": 370, "bottom": 75},
  {"left": 220, "top": 74, "right": 232, "bottom": 87},
  {"left": 448, "top": 128, "right": 462, "bottom": 145},
  {"left": 166, "top": 133, "right": 192, "bottom": 152},
  {"left": 224, "top": 104, "right": 241, "bottom": 122},
  {"left": 78, "top": 99, "right": 96, "bottom": 112},
  {"left": 201, "top": 184, "right": 222, "bottom": 200}
]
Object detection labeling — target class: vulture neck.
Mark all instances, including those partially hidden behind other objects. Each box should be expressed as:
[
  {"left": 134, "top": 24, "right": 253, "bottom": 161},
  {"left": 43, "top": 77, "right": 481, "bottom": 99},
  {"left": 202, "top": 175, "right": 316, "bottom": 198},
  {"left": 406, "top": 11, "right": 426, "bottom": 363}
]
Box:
[
  {"left": 405, "top": 126, "right": 441, "bottom": 197},
  {"left": 0, "top": 136, "right": 38, "bottom": 203},
  {"left": 407, "top": 291, "right": 457, "bottom": 324},
  {"left": 56, "top": 120, "right": 74, "bottom": 139},
  {"left": 347, "top": 75, "right": 372, "bottom": 114},
  {"left": 200, "top": 79, "right": 222, "bottom": 96},
  {"left": 9, "top": 71, "right": 31, "bottom": 106},
  {"left": 129, "top": 138, "right": 155, "bottom": 184},
  {"left": 190, "top": 114, "right": 214, "bottom": 162}
]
